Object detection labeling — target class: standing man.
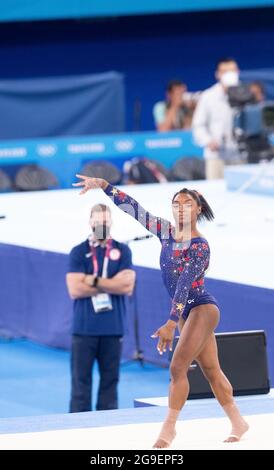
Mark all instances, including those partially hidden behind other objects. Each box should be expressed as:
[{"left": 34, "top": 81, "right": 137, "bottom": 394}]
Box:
[
  {"left": 66, "top": 203, "right": 135, "bottom": 412},
  {"left": 192, "top": 58, "right": 243, "bottom": 179}
]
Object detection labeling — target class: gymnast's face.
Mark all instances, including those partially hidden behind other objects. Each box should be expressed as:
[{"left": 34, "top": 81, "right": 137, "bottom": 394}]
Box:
[{"left": 171, "top": 192, "right": 201, "bottom": 225}]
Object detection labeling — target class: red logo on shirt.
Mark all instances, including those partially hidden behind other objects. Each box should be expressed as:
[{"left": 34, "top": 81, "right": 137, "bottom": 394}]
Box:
[{"left": 109, "top": 248, "right": 121, "bottom": 261}]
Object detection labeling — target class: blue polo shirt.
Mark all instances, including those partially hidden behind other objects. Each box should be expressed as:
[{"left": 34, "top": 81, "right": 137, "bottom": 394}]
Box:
[{"left": 68, "top": 239, "right": 133, "bottom": 336}]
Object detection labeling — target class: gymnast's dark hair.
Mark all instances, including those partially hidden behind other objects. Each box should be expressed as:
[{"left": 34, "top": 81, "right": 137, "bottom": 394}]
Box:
[{"left": 172, "top": 188, "right": 214, "bottom": 222}]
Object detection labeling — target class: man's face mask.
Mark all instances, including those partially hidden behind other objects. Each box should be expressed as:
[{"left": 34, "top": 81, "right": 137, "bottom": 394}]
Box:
[
  {"left": 92, "top": 223, "right": 110, "bottom": 240},
  {"left": 220, "top": 71, "right": 239, "bottom": 87}
]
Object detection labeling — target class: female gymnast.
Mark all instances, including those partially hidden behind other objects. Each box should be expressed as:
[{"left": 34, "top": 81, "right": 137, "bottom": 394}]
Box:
[{"left": 73, "top": 174, "right": 249, "bottom": 449}]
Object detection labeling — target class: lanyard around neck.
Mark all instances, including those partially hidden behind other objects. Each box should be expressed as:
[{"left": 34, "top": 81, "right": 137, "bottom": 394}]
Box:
[{"left": 89, "top": 238, "right": 112, "bottom": 278}]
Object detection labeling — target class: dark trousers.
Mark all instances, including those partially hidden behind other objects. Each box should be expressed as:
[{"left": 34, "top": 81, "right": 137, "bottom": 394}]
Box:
[{"left": 69, "top": 335, "right": 122, "bottom": 413}]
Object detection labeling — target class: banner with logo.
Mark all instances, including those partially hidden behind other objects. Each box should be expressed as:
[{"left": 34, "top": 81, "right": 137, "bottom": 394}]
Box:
[{"left": 0, "top": 130, "right": 202, "bottom": 188}]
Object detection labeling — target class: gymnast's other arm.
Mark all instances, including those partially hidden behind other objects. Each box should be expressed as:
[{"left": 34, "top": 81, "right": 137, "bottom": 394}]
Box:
[{"left": 151, "top": 242, "right": 210, "bottom": 354}]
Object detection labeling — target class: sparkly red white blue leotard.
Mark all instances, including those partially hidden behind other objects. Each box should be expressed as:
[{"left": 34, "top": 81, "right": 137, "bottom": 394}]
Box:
[{"left": 103, "top": 183, "right": 219, "bottom": 322}]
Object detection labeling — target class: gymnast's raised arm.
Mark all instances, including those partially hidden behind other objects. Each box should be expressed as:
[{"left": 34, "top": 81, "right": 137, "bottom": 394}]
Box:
[{"left": 73, "top": 174, "right": 171, "bottom": 240}]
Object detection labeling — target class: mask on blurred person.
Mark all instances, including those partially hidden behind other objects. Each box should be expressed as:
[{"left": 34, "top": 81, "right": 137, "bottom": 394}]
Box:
[
  {"left": 92, "top": 223, "right": 110, "bottom": 240},
  {"left": 220, "top": 71, "right": 239, "bottom": 87}
]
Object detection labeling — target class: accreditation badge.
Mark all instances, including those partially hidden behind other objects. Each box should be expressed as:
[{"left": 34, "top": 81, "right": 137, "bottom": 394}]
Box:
[{"left": 91, "top": 293, "right": 113, "bottom": 313}]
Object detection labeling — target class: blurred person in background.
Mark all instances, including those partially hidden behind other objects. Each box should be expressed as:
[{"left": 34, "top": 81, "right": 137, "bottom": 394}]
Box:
[
  {"left": 249, "top": 80, "right": 265, "bottom": 103},
  {"left": 192, "top": 58, "right": 244, "bottom": 180},
  {"left": 153, "top": 79, "right": 197, "bottom": 131},
  {"left": 66, "top": 204, "right": 135, "bottom": 413}
]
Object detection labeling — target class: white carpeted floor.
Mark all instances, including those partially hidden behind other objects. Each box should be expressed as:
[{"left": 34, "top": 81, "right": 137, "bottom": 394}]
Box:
[{"left": 0, "top": 413, "right": 273, "bottom": 450}]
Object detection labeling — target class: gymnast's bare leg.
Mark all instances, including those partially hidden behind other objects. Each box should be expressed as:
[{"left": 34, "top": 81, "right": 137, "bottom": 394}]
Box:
[
  {"left": 196, "top": 334, "right": 249, "bottom": 443},
  {"left": 153, "top": 307, "right": 248, "bottom": 448},
  {"left": 153, "top": 304, "right": 220, "bottom": 448}
]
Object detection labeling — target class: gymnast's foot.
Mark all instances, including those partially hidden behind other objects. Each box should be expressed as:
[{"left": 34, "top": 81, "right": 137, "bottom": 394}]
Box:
[
  {"left": 224, "top": 419, "right": 249, "bottom": 442},
  {"left": 153, "top": 425, "right": 176, "bottom": 448},
  {"left": 153, "top": 408, "right": 180, "bottom": 448},
  {"left": 223, "top": 402, "right": 249, "bottom": 443}
]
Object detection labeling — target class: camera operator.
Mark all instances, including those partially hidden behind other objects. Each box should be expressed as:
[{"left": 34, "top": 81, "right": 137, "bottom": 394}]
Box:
[
  {"left": 249, "top": 81, "right": 265, "bottom": 104},
  {"left": 192, "top": 58, "right": 244, "bottom": 180},
  {"left": 153, "top": 80, "right": 195, "bottom": 131}
]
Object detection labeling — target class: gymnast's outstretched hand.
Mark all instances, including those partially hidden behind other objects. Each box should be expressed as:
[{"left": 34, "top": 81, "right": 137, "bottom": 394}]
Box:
[
  {"left": 151, "top": 320, "right": 177, "bottom": 355},
  {"left": 72, "top": 174, "right": 109, "bottom": 195}
]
